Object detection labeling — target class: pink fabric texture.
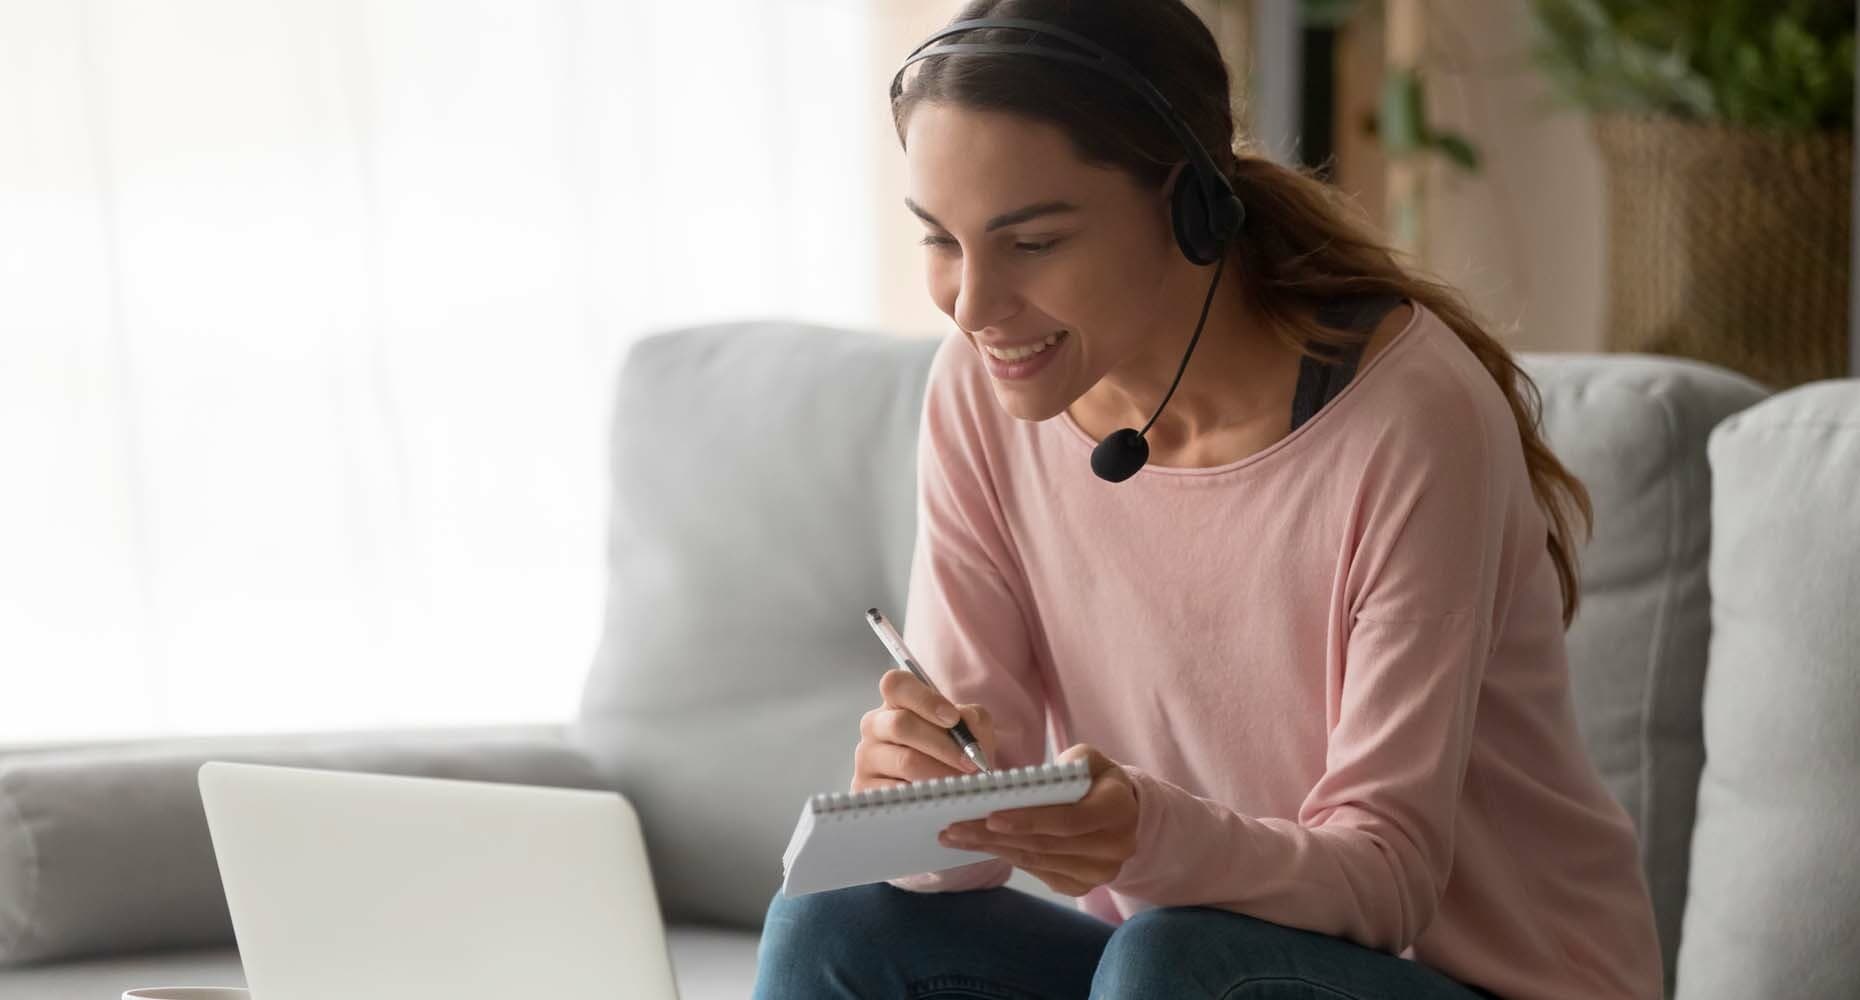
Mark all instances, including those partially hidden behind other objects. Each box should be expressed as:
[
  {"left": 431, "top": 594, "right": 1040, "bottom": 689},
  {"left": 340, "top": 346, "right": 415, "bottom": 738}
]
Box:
[{"left": 887, "top": 308, "right": 1662, "bottom": 1000}]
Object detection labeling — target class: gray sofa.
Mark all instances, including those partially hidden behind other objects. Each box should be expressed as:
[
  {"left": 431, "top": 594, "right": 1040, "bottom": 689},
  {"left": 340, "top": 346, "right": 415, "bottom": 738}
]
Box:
[{"left": 2, "top": 322, "right": 1855, "bottom": 1000}]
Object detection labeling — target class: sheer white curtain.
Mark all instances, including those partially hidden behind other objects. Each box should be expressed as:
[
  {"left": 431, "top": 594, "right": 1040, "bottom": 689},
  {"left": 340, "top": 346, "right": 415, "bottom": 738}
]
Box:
[{"left": 0, "top": 0, "right": 878, "bottom": 744}]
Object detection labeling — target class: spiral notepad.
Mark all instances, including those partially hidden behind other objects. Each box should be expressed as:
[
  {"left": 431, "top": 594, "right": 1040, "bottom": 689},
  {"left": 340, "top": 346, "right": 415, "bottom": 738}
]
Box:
[{"left": 779, "top": 759, "right": 1092, "bottom": 897}]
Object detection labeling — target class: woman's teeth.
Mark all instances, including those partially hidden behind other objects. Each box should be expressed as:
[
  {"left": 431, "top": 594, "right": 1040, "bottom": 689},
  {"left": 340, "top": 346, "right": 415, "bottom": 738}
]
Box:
[{"left": 983, "top": 330, "right": 1068, "bottom": 362}]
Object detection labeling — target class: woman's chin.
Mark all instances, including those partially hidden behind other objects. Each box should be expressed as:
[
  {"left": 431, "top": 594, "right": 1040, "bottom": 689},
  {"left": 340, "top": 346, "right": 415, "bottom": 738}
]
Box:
[{"left": 989, "top": 383, "right": 1072, "bottom": 423}]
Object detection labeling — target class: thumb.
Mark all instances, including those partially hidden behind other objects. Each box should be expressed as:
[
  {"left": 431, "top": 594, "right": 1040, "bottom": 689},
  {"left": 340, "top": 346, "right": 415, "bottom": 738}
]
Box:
[
  {"left": 956, "top": 704, "right": 997, "bottom": 763},
  {"left": 1057, "top": 742, "right": 1113, "bottom": 778}
]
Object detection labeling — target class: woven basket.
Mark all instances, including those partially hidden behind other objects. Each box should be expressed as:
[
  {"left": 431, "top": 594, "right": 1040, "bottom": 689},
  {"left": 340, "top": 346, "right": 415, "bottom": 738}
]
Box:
[{"left": 1593, "top": 113, "right": 1852, "bottom": 388}]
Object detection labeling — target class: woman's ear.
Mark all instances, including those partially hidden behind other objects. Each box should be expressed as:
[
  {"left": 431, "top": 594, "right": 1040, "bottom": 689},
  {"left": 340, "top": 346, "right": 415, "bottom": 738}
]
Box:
[
  {"left": 1152, "top": 161, "right": 1192, "bottom": 252},
  {"left": 1160, "top": 162, "right": 1189, "bottom": 204}
]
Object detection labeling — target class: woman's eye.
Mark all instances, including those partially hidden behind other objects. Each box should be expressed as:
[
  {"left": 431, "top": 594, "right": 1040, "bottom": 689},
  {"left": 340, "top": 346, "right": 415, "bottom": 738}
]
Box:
[{"left": 916, "top": 235, "right": 1062, "bottom": 256}]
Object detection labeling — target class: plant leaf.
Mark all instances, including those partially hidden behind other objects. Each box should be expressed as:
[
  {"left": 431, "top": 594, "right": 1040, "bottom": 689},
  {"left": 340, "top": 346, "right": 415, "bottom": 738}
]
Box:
[{"left": 1428, "top": 132, "right": 1482, "bottom": 171}]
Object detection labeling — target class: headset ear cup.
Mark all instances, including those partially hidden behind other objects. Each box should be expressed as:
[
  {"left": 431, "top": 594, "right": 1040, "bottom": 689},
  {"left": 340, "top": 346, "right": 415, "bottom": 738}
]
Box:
[
  {"left": 1211, "top": 190, "right": 1244, "bottom": 243},
  {"left": 1169, "top": 171, "right": 1219, "bottom": 266}
]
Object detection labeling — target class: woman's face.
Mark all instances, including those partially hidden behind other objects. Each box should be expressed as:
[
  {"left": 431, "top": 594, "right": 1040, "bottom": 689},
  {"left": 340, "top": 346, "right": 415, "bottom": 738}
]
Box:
[{"left": 903, "top": 103, "right": 1189, "bottom": 422}]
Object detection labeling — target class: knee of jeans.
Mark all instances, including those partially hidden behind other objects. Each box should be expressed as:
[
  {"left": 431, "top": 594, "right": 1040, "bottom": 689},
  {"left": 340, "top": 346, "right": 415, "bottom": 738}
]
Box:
[
  {"left": 757, "top": 884, "right": 902, "bottom": 970},
  {"left": 1093, "top": 907, "right": 1213, "bottom": 991}
]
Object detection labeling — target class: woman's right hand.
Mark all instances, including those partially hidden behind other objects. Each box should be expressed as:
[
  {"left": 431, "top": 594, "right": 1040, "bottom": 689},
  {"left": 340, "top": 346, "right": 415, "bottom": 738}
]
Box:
[{"left": 852, "top": 668, "right": 998, "bottom": 793}]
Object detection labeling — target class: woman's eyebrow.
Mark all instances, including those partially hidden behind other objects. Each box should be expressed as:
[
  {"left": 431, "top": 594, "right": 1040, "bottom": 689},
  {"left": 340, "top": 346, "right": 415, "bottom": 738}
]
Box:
[{"left": 905, "top": 197, "right": 1081, "bottom": 232}]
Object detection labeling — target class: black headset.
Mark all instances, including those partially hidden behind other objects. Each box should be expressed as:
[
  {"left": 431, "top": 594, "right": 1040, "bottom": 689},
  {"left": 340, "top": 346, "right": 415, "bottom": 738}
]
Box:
[{"left": 892, "top": 17, "right": 1246, "bottom": 482}]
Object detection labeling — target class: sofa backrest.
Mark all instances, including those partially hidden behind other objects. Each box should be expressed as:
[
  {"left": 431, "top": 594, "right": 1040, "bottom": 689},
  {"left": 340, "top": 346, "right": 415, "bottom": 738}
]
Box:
[
  {"left": 574, "top": 323, "right": 939, "bottom": 927},
  {"left": 1523, "top": 355, "right": 1767, "bottom": 991}
]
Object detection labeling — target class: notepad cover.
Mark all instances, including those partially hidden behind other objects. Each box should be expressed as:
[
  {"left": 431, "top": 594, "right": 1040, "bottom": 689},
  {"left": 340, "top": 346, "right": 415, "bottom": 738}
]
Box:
[{"left": 779, "top": 760, "right": 1092, "bottom": 897}]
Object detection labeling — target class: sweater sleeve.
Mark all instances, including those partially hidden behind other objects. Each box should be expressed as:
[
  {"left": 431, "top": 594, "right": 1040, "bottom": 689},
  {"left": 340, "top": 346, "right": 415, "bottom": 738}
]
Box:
[
  {"left": 1106, "top": 382, "right": 1515, "bottom": 953},
  {"left": 888, "top": 338, "right": 1050, "bottom": 894}
]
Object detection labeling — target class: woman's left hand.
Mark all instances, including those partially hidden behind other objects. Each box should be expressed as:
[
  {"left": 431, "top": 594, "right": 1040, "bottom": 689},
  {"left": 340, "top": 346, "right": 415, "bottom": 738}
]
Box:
[{"left": 937, "top": 743, "right": 1140, "bottom": 897}]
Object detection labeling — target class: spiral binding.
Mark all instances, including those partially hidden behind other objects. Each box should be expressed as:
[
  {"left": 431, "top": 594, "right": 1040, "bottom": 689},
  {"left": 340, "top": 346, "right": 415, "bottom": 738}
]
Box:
[{"left": 810, "top": 759, "right": 1090, "bottom": 817}]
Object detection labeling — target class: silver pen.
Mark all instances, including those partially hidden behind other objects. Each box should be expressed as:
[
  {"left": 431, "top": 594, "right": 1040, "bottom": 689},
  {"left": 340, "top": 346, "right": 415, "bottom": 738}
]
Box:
[{"left": 865, "top": 608, "right": 992, "bottom": 773}]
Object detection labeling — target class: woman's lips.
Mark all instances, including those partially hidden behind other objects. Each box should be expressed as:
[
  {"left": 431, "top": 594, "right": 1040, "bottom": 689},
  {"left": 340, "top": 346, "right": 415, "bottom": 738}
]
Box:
[{"left": 980, "top": 331, "right": 1069, "bottom": 380}]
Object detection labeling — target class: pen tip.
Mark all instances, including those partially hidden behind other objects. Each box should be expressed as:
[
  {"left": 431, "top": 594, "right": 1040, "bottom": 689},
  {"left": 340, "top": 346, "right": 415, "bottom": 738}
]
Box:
[{"left": 865, "top": 607, "right": 880, "bottom": 619}]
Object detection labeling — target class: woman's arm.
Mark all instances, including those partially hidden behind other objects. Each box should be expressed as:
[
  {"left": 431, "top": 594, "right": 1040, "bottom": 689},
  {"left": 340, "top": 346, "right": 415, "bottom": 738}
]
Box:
[{"left": 888, "top": 337, "right": 1050, "bottom": 893}]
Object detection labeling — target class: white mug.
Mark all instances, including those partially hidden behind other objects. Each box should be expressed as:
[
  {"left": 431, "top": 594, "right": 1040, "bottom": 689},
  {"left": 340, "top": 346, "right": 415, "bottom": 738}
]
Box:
[{"left": 121, "top": 981, "right": 249, "bottom": 988}]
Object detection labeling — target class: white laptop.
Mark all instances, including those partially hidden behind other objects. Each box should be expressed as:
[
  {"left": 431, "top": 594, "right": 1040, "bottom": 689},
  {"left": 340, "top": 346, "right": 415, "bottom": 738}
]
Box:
[{"left": 197, "top": 761, "right": 681, "bottom": 1000}]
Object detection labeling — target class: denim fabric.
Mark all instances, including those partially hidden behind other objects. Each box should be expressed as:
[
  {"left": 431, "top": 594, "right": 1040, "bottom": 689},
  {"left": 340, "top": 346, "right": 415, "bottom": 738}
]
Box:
[{"left": 753, "top": 883, "right": 1500, "bottom": 999}]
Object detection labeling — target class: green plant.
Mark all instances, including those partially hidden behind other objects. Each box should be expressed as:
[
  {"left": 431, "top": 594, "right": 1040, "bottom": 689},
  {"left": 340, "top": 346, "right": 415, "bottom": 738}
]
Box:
[
  {"left": 1285, "top": 0, "right": 1480, "bottom": 171},
  {"left": 1528, "top": 0, "right": 1856, "bottom": 130},
  {"left": 1378, "top": 67, "right": 1481, "bottom": 170},
  {"left": 1299, "top": 0, "right": 1364, "bottom": 27},
  {"left": 1212, "top": 0, "right": 1480, "bottom": 248}
]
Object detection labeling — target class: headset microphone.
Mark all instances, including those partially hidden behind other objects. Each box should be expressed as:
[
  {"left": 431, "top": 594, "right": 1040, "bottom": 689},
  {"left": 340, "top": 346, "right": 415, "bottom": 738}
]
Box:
[{"left": 895, "top": 17, "right": 1244, "bottom": 483}]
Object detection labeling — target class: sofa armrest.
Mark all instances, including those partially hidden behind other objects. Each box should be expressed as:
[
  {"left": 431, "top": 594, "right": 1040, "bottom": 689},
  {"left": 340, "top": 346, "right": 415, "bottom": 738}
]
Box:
[{"left": 0, "top": 724, "right": 607, "bottom": 968}]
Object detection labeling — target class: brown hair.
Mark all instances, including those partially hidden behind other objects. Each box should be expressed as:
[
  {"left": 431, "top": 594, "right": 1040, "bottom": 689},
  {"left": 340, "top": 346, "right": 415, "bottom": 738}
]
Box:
[{"left": 893, "top": 0, "right": 1594, "bottom": 627}]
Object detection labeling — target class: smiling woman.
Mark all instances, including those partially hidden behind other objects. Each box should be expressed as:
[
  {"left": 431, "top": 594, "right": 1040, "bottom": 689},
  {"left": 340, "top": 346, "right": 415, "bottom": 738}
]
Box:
[{"left": 752, "top": 2, "right": 1665, "bottom": 1000}]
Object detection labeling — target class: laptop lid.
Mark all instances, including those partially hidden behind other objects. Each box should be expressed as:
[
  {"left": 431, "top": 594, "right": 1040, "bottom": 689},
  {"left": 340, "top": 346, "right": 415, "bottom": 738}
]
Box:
[{"left": 198, "top": 761, "right": 679, "bottom": 1000}]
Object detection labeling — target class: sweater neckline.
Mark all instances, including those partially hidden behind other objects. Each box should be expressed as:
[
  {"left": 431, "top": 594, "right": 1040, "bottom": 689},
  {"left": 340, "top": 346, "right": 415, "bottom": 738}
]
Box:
[{"left": 1051, "top": 303, "right": 1430, "bottom": 480}]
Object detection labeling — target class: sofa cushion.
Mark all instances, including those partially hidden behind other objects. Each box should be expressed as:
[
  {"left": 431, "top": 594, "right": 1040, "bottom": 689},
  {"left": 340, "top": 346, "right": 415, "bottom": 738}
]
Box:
[
  {"left": 1522, "top": 353, "right": 1766, "bottom": 985},
  {"left": 575, "top": 324, "right": 940, "bottom": 928},
  {"left": 1675, "top": 379, "right": 1860, "bottom": 1000},
  {"left": 0, "top": 727, "right": 601, "bottom": 966}
]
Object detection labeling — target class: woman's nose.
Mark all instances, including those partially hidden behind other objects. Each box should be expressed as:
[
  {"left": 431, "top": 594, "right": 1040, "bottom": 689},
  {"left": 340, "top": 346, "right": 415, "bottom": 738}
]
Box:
[{"left": 952, "top": 258, "right": 1018, "bottom": 335}]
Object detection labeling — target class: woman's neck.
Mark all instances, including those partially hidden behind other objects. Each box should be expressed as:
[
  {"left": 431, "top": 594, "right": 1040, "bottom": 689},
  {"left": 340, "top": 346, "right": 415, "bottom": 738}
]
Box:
[
  {"left": 1066, "top": 283, "right": 1415, "bottom": 470},
  {"left": 1068, "top": 275, "right": 1304, "bottom": 467}
]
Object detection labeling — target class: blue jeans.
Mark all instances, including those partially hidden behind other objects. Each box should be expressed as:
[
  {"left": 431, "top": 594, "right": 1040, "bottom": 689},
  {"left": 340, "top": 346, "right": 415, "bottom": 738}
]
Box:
[{"left": 753, "top": 883, "right": 1500, "bottom": 1000}]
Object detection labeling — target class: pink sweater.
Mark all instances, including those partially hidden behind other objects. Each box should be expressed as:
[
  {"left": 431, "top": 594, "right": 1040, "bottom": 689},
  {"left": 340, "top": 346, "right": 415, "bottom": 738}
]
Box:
[{"left": 888, "top": 307, "right": 1663, "bottom": 1000}]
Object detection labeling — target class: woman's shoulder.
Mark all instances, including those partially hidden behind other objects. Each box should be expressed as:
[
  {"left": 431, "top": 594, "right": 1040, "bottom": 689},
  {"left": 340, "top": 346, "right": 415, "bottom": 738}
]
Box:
[{"left": 1347, "top": 305, "right": 1523, "bottom": 473}]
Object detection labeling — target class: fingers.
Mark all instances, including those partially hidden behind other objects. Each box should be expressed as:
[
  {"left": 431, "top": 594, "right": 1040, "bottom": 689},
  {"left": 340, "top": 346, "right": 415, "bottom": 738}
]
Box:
[
  {"left": 879, "top": 668, "right": 961, "bottom": 726},
  {"left": 855, "top": 670, "right": 1000, "bottom": 793},
  {"left": 939, "top": 826, "right": 1109, "bottom": 860},
  {"left": 967, "top": 832, "right": 1123, "bottom": 888},
  {"left": 858, "top": 704, "right": 979, "bottom": 778},
  {"left": 976, "top": 801, "right": 1108, "bottom": 838},
  {"left": 941, "top": 831, "right": 1117, "bottom": 896},
  {"left": 927, "top": 743, "right": 1136, "bottom": 900},
  {"left": 853, "top": 732, "right": 963, "bottom": 785},
  {"left": 956, "top": 703, "right": 998, "bottom": 766},
  {"left": 1019, "top": 864, "right": 1094, "bottom": 898}
]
